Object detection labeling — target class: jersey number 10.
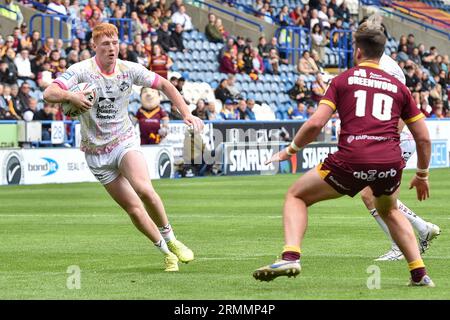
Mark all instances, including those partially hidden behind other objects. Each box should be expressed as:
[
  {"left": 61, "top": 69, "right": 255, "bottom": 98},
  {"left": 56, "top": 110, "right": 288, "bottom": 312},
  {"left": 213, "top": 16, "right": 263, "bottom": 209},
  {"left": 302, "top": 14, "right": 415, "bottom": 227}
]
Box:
[{"left": 354, "top": 90, "right": 393, "bottom": 121}]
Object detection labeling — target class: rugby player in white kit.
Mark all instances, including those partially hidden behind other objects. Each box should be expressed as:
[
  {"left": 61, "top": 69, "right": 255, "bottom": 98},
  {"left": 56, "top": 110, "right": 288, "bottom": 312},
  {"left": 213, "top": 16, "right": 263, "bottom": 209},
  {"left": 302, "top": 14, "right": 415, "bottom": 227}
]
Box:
[
  {"left": 44, "top": 23, "right": 204, "bottom": 272},
  {"left": 360, "top": 53, "right": 440, "bottom": 261}
]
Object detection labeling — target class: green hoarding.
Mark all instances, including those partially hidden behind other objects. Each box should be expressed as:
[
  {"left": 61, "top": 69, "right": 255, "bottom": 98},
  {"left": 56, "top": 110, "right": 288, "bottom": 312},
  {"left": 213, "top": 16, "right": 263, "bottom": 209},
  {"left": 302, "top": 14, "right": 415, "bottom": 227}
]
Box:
[{"left": 0, "top": 124, "right": 18, "bottom": 148}]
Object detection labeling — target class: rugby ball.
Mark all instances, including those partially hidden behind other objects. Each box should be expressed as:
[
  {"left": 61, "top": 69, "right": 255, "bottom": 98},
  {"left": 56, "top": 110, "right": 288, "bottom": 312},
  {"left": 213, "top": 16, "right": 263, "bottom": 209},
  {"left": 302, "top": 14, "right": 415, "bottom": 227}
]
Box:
[{"left": 62, "top": 82, "right": 97, "bottom": 117}]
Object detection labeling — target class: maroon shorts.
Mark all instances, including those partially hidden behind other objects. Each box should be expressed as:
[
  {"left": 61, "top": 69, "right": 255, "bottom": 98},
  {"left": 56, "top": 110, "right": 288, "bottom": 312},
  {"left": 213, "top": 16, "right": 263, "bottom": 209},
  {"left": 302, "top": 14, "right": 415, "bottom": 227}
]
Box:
[{"left": 319, "top": 153, "right": 405, "bottom": 197}]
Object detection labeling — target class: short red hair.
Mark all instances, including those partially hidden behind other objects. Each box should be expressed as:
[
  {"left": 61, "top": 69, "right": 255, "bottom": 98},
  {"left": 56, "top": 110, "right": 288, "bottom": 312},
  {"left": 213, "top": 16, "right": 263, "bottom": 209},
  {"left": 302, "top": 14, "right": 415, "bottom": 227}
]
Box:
[{"left": 92, "top": 23, "right": 118, "bottom": 43}]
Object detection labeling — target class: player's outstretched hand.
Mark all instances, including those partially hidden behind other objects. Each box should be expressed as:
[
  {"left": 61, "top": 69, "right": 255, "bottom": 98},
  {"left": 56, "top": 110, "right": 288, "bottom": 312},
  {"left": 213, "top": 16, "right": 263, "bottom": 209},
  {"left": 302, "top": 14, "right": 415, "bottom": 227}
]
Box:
[
  {"left": 184, "top": 115, "right": 204, "bottom": 133},
  {"left": 265, "top": 148, "right": 290, "bottom": 165},
  {"left": 68, "top": 90, "right": 93, "bottom": 112},
  {"left": 409, "top": 176, "right": 430, "bottom": 201}
]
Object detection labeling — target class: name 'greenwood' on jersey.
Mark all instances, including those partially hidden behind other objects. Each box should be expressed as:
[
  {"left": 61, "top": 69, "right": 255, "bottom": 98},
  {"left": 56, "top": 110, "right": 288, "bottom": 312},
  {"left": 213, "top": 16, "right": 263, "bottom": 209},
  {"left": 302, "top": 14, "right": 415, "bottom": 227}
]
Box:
[{"left": 320, "top": 62, "right": 424, "bottom": 164}]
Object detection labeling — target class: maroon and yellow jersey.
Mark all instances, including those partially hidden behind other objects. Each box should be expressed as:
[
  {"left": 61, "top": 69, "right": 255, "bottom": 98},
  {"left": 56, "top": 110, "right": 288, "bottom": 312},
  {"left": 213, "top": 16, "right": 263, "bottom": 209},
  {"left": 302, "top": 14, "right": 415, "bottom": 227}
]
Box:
[
  {"left": 321, "top": 62, "right": 424, "bottom": 164},
  {"left": 136, "top": 106, "right": 168, "bottom": 144}
]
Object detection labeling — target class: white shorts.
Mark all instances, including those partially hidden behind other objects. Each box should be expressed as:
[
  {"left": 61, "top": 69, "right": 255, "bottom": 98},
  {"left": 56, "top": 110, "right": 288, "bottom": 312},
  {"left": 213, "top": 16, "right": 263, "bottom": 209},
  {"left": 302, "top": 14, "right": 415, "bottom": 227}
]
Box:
[
  {"left": 85, "top": 137, "right": 142, "bottom": 185},
  {"left": 400, "top": 131, "right": 416, "bottom": 163}
]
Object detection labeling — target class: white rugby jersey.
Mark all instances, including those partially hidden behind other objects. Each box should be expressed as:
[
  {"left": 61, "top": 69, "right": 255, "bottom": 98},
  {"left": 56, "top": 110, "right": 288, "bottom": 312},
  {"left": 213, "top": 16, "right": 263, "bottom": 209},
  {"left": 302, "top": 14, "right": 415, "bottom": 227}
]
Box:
[
  {"left": 379, "top": 53, "right": 406, "bottom": 85},
  {"left": 54, "top": 57, "right": 160, "bottom": 154}
]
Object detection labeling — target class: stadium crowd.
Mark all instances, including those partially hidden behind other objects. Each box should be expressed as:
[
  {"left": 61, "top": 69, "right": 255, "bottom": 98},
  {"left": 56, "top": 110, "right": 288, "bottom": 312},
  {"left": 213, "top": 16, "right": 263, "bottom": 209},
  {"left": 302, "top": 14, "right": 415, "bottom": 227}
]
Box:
[{"left": 0, "top": 0, "right": 449, "bottom": 141}]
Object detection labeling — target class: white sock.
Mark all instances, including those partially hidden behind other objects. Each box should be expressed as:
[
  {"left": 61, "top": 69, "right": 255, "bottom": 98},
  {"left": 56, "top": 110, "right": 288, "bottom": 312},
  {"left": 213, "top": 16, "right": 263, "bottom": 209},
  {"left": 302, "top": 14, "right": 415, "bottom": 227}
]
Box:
[
  {"left": 397, "top": 200, "right": 429, "bottom": 236},
  {"left": 158, "top": 223, "right": 176, "bottom": 242},
  {"left": 154, "top": 239, "right": 170, "bottom": 255},
  {"left": 370, "top": 209, "right": 398, "bottom": 249}
]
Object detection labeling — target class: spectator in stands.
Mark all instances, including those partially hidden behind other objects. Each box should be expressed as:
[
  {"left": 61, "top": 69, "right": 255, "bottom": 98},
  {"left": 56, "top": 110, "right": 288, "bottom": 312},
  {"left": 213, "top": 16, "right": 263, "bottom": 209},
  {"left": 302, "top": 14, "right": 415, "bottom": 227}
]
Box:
[
  {"left": 219, "top": 50, "right": 238, "bottom": 74},
  {"left": 68, "top": 0, "right": 81, "bottom": 20},
  {"left": 241, "top": 46, "right": 253, "bottom": 74},
  {"left": 148, "top": 7, "right": 162, "bottom": 30},
  {"left": 318, "top": 4, "right": 330, "bottom": 29},
  {"left": 47, "top": 0, "right": 68, "bottom": 16},
  {"left": 237, "top": 99, "right": 255, "bottom": 120},
  {"left": 14, "top": 49, "right": 34, "bottom": 80},
  {"left": 219, "top": 37, "right": 236, "bottom": 60},
  {"left": 158, "top": 21, "right": 176, "bottom": 52},
  {"left": 214, "top": 78, "right": 233, "bottom": 104},
  {"left": 265, "top": 48, "right": 280, "bottom": 75},
  {"left": 251, "top": 48, "right": 264, "bottom": 77},
  {"left": 311, "top": 50, "right": 324, "bottom": 73},
  {"left": 226, "top": 74, "right": 241, "bottom": 99},
  {"left": 215, "top": 18, "right": 229, "bottom": 41},
  {"left": 278, "top": 5, "right": 291, "bottom": 26},
  {"left": 288, "top": 77, "right": 313, "bottom": 106},
  {"left": 327, "top": 7, "right": 337, "bottom": 27},
  {"left": 131, "top": 11, "right": 148, "bottom": 38},
  {"left": 336, "top": 1, "right": 350, "bottom": 23},
  {"left": 421, "top": 46, "right": 438, "bottom": 69},
  {"left": 136, "top": 43, "right": 150, "bottom": 67},
  {"left": 0, "top": 36, "right": 15, "bottom": 60},
  {"left": 65, "top": 38, "right": 80, "bottom": 56},
  {"left": 170, "top": 24, "right": 186, "bottom": 52},
  {"left": 161, "top": 8, "right": 173, "bottom": 25},
  {"left": 205, "top": 13, "right": 223, "bottom": 43},
  {"left": 175, "top": 77, "right": 186, "bottom": 96},
  {"left": 136, "top": 87, "right": 169, "bottom": 145},
  {"left": 257, "top": 36, "right": 270, "bottom": 60},
  {"left": 289, "top": 6, "right": 305, "bottom": 27},
  {"left": 219, "top": 99, "right": 238, "bottom": 120},
  {"left": 311, "top": 73, "right": 327, "bottom": 103},
  {"left": 0, "top": 0, "right": 24, "bottom": 26},
  {"left": 298, "top": 50, "right": 319, "bottom": 75},
  {"left": 192, "top": 99, "right": 207, "bottom": 120},
  {"left": 409, "top": 47, "right": 422, "bottom": 66},
  {"left": 407, "top": 34, "right": 416, "bottom": 55},
  {"left": 22, "top": 97, "right": 37, "bottom": 122},
  {"left": 38, "top": 38, "right": 55, "bottom": 57},
  {"left": 19, "top": 22, "right": 32, "bottom": 51},
  {"left": 1, "top": 84, "right": 21, "bottom": 120},
  {"left": 84, "top": 0, "right": 100, "bottom": 20},
  {"left": 430, "top": 100, "right": 444, "bottom": 119},
  {"left": 28, "top": 31, "right": 41, "bottom": 57},
  {"left": 288, "top": 101, "right": 307, "bottom": 120},
  {"left": 88, "top": 9, "right": 103, "bottom": 29},
  {"left": 311, "top": 24, "right": 328, "bottom": 63},
  {"left": 309, "top": 9, "right": 320, "bottom": 31},
  {"left": 236, "top": 36, "right": 247, "bottom": 54},
  {"left": 118, "top": 42, "right": 138, "bottom": 62},
  {"left": 33, "top": 103, "right": 57, "bottom": 141},
  {"left": 169, "top": 0, "right": 183, "bottom": 14},
  {"left": 171, "top": 4, "right": 193, "bottom": 31},
  {"left": 0, "top": 83, "right": 6, "bottom": 110},
  {"left": 17, "top": 81, "right": 32, "bottom": 109},
  {"left": 150, "top": 44, "right": 173, "bottom": 79},
  {"left": 1, "top": 49, "right": 18, "bottom": 84},
  {"left": 405, "top": 65, "right": 419, "bottom": 92},
  {"left": 37, "top": 60, "right": 53, "bottom": 89},
  {"left": 306, "top": 104, "right": 316, "bottom": 119},
  {"left": 66, "top": 50, "right": 79, "bottom": 67},
  {"left": 205, "top": 100, "right": 219, "bottom": 120}
]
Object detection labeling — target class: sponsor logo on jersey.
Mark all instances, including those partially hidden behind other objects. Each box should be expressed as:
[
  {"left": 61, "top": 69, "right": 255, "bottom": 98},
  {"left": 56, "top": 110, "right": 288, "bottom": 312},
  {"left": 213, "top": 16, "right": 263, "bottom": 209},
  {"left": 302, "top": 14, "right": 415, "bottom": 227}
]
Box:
[
  {"left": 119, "top": 81, "right": 130, "bottom": 92},
  {"left": 353, "top": 169, "right": 397, "bottom": 181}
]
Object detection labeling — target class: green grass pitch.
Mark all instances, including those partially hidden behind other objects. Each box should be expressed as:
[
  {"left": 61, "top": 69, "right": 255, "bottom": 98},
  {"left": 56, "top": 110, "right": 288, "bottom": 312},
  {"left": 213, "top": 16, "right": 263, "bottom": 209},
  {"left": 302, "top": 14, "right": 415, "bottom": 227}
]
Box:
[{"left": 0, "top": 168, "right": 448, "bottom": 299}]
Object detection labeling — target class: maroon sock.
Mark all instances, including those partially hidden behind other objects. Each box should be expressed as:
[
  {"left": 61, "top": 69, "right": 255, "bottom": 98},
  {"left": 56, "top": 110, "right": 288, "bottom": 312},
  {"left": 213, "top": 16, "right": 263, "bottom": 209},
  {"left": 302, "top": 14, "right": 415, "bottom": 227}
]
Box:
[
  {"left": 282, "top": 251, "right": 300, "bottom": 261},
  {"left": 410, "top": 267, "right": 427, "bottom": 283}
]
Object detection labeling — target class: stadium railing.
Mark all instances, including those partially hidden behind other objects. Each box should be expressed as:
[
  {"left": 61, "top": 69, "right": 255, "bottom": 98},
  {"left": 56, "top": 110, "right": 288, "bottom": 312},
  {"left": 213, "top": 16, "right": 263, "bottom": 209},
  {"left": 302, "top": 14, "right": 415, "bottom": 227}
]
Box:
[
  {"left": 330, "top": 29, "right": 354, "bottom": 70},
  {"left": 106, "top": 18, "right": 133, "bottom": 44},
  {"left": 29, "top": 13, "right": 74, "bottom": 43},
  {"left": 274, "top": 26, "right": 311, "bottom": 65},
  {"left": 191, "top": 0, "right": 265, "bottom": 32}
]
